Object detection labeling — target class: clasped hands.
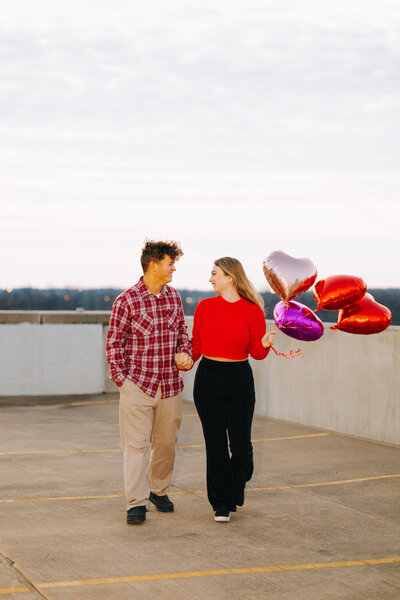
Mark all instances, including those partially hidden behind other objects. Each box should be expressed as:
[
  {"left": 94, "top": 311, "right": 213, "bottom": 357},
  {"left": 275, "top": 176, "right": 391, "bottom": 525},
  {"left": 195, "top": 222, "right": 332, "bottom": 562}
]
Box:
[{"left": 174, "top": 352, "right": 193, "bottom": 371}]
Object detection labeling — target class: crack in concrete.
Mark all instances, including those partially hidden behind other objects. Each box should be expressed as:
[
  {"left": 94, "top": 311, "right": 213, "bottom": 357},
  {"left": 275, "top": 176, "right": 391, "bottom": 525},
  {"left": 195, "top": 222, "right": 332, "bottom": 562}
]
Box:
[
  {"left": 289, "top": 483, "right": 400, "bottom": 529},
  {"left": 0, "top": 551, "right": 49, "bottom": 599}
]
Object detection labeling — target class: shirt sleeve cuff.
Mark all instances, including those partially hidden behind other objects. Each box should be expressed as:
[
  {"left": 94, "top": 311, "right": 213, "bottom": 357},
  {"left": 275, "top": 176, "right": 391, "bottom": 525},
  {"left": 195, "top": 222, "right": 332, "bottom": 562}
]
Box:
[
  {"left": 111, "top": 372, "right": 126, "bottom": 387},
  {"left": 177, "top": 344, "right": 192, "bottom": 357}
]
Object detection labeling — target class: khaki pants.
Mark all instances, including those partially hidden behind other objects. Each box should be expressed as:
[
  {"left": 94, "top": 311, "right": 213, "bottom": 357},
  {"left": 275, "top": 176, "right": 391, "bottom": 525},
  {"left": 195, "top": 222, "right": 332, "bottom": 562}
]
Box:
[{"left": 119, "top": 379, "right": 182, "bottom": 510}]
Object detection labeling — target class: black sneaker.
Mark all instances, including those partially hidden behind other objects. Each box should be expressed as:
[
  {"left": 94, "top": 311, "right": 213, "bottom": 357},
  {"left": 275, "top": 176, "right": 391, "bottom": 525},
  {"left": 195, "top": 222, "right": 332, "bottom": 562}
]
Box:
[
  {"left": 214, "top": 508, "right": 230, "bottom": 522},
  {"left": 126, "top": 506, "right": 146, "bottom": 525},
  {"left": 149, "top": 492, "right": 174, "bottom": 512}
]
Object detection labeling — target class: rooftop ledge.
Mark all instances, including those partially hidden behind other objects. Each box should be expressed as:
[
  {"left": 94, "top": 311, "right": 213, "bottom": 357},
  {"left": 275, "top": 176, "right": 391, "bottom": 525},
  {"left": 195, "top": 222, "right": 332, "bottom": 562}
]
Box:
[
  {"left": 0, "top": 310, "right": 397, "bottom": 330},
  {"left": 0, "top": 310, "right": 112, "bottom": 325}
]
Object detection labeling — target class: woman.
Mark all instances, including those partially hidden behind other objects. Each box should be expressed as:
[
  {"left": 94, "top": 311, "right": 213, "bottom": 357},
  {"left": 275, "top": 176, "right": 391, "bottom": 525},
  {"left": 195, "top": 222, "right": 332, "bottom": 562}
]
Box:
[{"left": 192, "top": 257, "right": 275, "bottom": 522}]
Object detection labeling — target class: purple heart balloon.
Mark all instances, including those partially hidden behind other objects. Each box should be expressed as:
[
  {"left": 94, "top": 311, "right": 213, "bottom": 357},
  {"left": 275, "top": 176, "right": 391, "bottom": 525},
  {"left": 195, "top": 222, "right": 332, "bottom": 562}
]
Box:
[{"left": 273, "top": 300, "right": 324, "bottom": 342}]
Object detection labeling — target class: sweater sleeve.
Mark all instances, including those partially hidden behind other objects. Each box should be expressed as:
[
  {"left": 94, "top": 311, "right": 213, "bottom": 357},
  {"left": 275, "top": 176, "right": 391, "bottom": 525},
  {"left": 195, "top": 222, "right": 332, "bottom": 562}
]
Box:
[
  {"left": 191, "top": 301, "right": 204, "bottom": 363},
  {"left": 248, "top": 306, "right": 270, "bottom": 360}
]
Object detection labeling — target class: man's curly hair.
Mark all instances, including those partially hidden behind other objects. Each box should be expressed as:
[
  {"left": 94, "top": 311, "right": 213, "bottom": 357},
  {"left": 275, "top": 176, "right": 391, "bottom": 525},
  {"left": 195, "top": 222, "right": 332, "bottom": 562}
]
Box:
[{"left": 140, "top": 240, "right": 184, "bottom": 273}]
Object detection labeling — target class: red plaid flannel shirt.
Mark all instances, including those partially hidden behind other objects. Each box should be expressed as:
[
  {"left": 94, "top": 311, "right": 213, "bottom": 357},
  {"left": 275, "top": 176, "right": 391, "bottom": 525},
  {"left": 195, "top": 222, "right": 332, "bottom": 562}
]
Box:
[{"left": 106, "top": 278, "right": 192, "bottom": 398}]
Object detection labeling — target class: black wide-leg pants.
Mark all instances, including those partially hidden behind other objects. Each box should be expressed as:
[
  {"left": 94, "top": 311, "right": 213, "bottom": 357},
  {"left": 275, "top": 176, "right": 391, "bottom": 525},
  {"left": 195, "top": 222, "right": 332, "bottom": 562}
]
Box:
[{"left": 193, "top": 357, "right": 256, "bottom": 512}]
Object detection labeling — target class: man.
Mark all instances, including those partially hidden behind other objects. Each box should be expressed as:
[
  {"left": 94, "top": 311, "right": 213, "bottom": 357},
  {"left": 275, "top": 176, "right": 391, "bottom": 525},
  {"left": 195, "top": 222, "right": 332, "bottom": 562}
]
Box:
[{"left": 106, "top": 240, "right": 193, "bottom": 525}]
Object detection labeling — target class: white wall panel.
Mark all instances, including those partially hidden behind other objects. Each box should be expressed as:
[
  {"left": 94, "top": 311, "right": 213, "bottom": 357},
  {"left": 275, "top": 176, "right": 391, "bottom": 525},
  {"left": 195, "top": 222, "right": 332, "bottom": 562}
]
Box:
[{"left": 0, "top": 324, "right": 104, "bottom": 395}]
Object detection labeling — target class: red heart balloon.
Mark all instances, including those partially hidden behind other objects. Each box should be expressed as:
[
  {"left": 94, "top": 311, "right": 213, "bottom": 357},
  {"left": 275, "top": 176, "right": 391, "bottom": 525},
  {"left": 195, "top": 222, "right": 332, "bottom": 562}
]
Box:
[
  {"left": 313, "top": 275, "right": 367, "bottom": 310},
  {"left": 336, "top": 293, "right": 392, "bottom": 335}
]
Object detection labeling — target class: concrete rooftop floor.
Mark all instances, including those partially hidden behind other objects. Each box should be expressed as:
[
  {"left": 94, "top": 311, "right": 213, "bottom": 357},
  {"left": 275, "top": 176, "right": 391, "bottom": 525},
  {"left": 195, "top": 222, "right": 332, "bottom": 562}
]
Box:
[{"left": 0, "top": 394, "right": 400, "bottom": 599}]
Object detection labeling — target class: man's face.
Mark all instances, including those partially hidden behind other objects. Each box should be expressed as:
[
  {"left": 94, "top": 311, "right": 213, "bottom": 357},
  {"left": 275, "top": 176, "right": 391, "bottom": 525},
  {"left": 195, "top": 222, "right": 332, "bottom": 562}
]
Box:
[{"left": 154, "top": 254, "right": 176, "bottom": 285}]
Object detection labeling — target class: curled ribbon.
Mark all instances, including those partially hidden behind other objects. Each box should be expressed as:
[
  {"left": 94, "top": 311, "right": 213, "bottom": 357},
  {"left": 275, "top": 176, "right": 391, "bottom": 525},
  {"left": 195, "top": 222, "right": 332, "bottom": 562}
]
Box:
[{"left": 270, "top": 346, "right": 304, "bottom": 360}]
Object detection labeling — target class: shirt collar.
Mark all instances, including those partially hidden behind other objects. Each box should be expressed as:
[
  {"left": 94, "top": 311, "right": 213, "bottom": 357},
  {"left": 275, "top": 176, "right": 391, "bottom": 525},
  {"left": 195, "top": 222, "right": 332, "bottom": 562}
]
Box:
[{"left": 137, "top": 277, "right": 169, "bottom": 298}]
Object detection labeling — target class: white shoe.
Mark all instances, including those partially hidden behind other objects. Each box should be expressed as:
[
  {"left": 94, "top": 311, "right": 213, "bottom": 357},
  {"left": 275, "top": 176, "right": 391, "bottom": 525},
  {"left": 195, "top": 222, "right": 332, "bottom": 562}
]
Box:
[{"left": 214, "top": 509, "right": 230, "bottom": 522}]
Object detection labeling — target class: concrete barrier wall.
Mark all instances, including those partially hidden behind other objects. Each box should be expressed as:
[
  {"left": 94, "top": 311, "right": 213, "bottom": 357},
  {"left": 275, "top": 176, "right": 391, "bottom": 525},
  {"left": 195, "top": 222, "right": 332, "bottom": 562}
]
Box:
[
  {"left": 0, "top": 312, "right": 112, "bottom": 396},
  {"left": 0, "top": 311, "right": 398, "bottom": 445},
  {"left": 249, "top": 323, "right": 400, "bottom": 446},
  {"left": 0, "top": 323, "right": 104, "bottom": 395}
]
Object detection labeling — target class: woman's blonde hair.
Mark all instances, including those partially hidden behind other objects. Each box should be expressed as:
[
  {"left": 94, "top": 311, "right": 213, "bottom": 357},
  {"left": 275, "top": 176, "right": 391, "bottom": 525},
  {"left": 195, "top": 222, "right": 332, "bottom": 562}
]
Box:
[{"left": 214, "top": 257, "right": 265, "bottom": 314}]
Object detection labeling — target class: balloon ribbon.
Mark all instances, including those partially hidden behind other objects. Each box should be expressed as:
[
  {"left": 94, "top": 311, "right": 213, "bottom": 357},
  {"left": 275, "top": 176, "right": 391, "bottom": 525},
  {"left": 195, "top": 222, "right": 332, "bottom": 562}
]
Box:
[{"left": 270, "top": 346, "right": 304, "bottom": 359}]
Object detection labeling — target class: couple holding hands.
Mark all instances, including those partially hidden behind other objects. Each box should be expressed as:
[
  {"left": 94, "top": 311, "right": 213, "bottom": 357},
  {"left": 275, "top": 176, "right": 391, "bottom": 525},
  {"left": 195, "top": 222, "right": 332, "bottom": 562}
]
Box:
[{"left": 106, "top": 240, "right": 275, "bottom": 525}]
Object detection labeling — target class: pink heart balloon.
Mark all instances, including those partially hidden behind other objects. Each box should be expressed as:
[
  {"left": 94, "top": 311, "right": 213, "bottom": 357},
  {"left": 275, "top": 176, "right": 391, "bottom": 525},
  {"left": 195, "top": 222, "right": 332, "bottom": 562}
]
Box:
[{"left": 263, "top": 250, "right": 317, "bottom": 305}]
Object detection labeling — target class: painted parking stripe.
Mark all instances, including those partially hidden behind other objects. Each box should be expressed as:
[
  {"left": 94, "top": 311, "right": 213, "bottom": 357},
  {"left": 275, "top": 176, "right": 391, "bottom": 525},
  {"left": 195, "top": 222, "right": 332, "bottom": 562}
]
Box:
[
  {"left": 178, "top": 432, "right": 331, "bottom": 448},
  {"left": 3, "top": 398, "right": 197, "bottom": 411},
  {"left": 252, "top": 432, "right": 330, "bottom": 442},
  {"left": 291, "top": 472, "right": 400, "bottom": 488},
  {"left": 43, "top": 398, "right": 118, "bottom": 408},
  {"left": 0, "top": 493, "right": 124, "bottom": 503},
  {"left": 248, "top": 472, "right": 400, "bottom": 491},
  {"left": 1, "top": 473, "right": 399, "bottom": 504},
  {"left": 0, "top": 432, "right": 331, "bottom": 456},
  {"left": 0, "top": 398, "right": 120, "bottom": 410},
  {"left": 0, "top": 587, "right": 31, "bottom": 595},
  {"left": 0, "top": 449, "right": 122, "bottom": 456},
  {"left": 35, "top": 557, "right": 400, "bottom": 588},
  {"left": 0, "top": 420, "right": 118, "bottom": 428},
  {"left": 0, "top": 413, "right": 197, "bottom": 429},
  {"left": 0, "top": 557, "right": 397, "bottom": 594}
]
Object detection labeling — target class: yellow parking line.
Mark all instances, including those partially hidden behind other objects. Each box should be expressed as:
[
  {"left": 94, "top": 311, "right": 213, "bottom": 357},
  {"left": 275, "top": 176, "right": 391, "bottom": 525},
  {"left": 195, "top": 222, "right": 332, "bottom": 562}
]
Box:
[
  {"left": 6, "top": 400, "right": 196, "bottom": 411},
  {"left": 178, "top": 432, "right": 331, "bottom": 449},
  {"left": 0, "top": 420, "right": 118, "bottom": 428},
  {"left": 0, "top": 588, "right": 31, "bottom": 595},
  {"left": 33, "top": 557, "right": 400, "bottom": 589},
  {"left": 252, "top": 432, "right": 330, "bottom": 442},
  {"left": 0, "top": 449, "right": 121, "bottom": 456},
  {"left": 247, "top": 472, "right": 400, "bottom": 492},
  {"left": 0, "top": 413, "right": 196, "bottom": 428},
  {"left": 2, "top": 398, "right": 119, "bottom": 410},
  {"left": 48, "top": 398, "right": 119, "bottom": 408},
  {"left": 291, "top": 472, "right": 400, "bottom": 488},
  {"left": 1, "top": 473, "right": 399, "bottom": 504},
  {"left": 0, "top": 493, "right": 124, "bottom": 504},
  {"left": 35, "top": 398, "right": 119, "bottom": 409},
  {"left": 1, "top": 557, "right": 399, "bottom": 594},
  {"left": 0, "top": 432, "right": 330, "bottom": 455}
]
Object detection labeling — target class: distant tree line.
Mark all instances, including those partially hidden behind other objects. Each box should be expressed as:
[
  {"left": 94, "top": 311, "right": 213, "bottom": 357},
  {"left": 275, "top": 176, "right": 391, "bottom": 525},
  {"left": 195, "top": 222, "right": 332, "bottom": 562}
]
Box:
[{"left": 1, "top": 287, "right": 399, "bottom": 326}]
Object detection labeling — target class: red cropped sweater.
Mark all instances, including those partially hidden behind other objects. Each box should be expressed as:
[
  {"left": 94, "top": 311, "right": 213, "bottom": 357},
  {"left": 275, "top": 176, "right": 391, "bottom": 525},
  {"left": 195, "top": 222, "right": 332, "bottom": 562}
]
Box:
[{"left": 192, "top": 295, "right": 270, "bottom": 362}]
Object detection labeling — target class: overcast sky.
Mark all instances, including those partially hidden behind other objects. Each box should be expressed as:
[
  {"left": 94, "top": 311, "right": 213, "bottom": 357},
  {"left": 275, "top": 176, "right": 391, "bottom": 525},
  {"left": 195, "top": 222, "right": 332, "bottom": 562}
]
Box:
[{"left": 1, "top": 0, "right": 399, "bottom": 292}]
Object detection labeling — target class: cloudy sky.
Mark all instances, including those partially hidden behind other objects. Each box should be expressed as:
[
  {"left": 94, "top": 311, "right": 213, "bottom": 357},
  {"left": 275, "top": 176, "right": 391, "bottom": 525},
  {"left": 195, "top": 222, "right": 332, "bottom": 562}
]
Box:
[{"left": 1, "top": 0, "right": 399, "bottom": 291}]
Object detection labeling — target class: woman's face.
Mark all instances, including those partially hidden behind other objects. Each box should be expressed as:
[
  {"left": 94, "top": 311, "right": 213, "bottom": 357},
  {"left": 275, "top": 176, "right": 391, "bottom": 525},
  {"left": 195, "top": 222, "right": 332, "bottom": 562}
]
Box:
[{"left": 209, "top": 265, "right": 232, "bottom": 293}]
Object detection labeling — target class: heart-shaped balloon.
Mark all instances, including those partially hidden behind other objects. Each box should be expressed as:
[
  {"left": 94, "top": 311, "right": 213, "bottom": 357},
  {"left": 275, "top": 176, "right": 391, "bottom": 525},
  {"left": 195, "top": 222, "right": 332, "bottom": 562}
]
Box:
[
  {"left": 313, "top": 275, "right": 366, "bottom": 310},
  {"left": 336, "top": 293, "right": 392, "bottom": 335},
  {"left": 274, "top": 300, "right": 324, "bottom": 341},
  {"left": 263, "top": 250, "right": 317, "bottom": 305}
]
